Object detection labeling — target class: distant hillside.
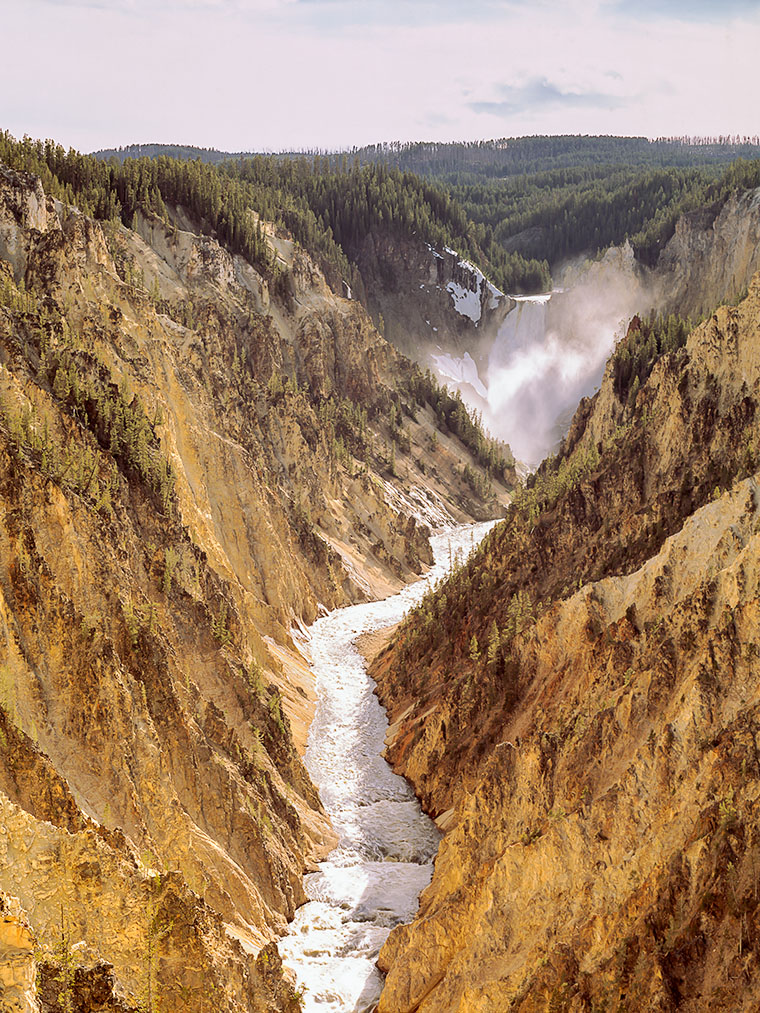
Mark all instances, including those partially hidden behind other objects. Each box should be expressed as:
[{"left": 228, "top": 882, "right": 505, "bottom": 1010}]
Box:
[
  {"left": 92, "top": 135, "right": 760, "bottom": 270},
  {"left": 346, "top": 134, "right": 760, "bottom": 174},
  {"left": 92, "top": 135, "right": 760, "bottom": 176},
  {"left": 345, "top": 136, "right": 760, "bottom": 268},
  {"left": 93, "top": 142, "right": 248, "bottom": 164}
]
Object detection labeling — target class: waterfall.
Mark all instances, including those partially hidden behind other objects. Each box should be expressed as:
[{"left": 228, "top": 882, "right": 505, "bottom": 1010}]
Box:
[
  {"left": 430, "top": 245, "right": 652, "bottom": 468},
  {"left": 484, "top": 291, "right": 610, "bottom": 466}
]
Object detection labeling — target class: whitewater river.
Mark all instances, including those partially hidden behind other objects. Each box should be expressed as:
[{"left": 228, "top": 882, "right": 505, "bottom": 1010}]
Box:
[{"left": 280, "top": 521, "right": 494, "bottom": 1011}]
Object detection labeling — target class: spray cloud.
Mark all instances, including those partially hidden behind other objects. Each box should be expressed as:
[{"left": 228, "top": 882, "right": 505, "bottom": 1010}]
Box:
[{"left": 479, "top": 245, "right": 654, "bottom": 467}]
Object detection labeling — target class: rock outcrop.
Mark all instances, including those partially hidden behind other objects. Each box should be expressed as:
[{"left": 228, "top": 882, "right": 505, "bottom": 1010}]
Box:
[
  {"left": 654, "top": 186, "right": 760, "bottom": 318},
  {"left": 0, "top": 894, "right": 38, "bottom": 1013},
  {"left": 352, "top": 229, "right": 512, "bottom": 376}
]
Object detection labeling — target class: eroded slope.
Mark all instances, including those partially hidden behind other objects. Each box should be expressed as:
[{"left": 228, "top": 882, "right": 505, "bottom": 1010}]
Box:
[
  {"left": 0, "top": 163, "right": 507, "bottom": 1012},
  {"left": 372, "top": 272, "right": 760, "bottom": 1011}
]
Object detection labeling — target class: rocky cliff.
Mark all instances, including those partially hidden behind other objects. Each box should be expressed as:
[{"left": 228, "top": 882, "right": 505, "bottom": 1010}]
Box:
[
  {"left": 654, "top": 185, "right": 760, "bottom": 319},
  {"left": 0, "top": 163, "right": 506, "bottom": 1012},
  {"left": 352, "top": 229, "right": 511, "bottom": 382},
  {"left": 0, "top": 893, "right": 38, "bottom": 1013},
  {"left": 371, "top": 260, "right": 760, "bottom": 1009}
]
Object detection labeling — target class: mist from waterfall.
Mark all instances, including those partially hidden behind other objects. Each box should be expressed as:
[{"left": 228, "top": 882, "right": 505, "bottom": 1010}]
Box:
[{"left": 433, "top": 246, "right": 654, "bottom": 468}]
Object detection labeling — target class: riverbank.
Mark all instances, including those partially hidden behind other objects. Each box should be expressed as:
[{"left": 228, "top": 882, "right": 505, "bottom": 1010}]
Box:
[{"left": 354, "top": 625, "right": 396, "bottom": 668}]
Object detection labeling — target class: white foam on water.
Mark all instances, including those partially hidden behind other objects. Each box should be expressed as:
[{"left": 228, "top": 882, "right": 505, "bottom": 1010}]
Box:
[
  {"left": 430, "top": 350, "right": 488, "bottom": 399},
  {"left": 281, "top": 522, "right": 495, "bottom": 1011}
]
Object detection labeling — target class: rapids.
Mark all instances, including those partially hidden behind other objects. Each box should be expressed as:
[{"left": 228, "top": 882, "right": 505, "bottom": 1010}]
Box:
[{"left": 280, "top": 521, "right": 494, "bottom": 1011}]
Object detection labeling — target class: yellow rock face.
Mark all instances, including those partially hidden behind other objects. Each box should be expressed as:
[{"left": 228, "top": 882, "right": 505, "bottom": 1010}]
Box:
[
  {"left": 0, "top": 892, "right": 38, "bottom": 1013},
  {"left": 379, "top": 477, "right": 760, "bottom": 1010},
  {"left": 374, "top": 275, "right": 760, "bottom": 1012},
  {"left": 0, "top": 164, "right": 503, "bottom": 1011}
]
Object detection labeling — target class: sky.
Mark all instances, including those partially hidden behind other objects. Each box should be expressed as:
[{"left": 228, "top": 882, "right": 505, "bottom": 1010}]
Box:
[{"left": 1, "top": 0, "right": 758, "bottom": 153}]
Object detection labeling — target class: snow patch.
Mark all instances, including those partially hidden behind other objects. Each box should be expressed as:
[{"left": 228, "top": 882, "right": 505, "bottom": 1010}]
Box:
[
  {"left": 487, "top": 281, "right": 503, "bottom": 309},
  {"left": 446, "top": 281, "right": 482, "bottom": 324},
  {"left": 430, "top": 351, "right": 488, "bottom": 399},
  {"left": 425, "top": 243, "right": 504, "bottom": 320}
]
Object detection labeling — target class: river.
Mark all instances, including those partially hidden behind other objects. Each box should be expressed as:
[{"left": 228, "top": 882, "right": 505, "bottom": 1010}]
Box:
[{"left": 280, "top": 521, "right": 494, "bottom": 1011}]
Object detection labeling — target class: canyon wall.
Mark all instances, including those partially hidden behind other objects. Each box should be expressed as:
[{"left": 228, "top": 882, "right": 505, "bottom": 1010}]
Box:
[
  {"left": 0, "top": 164, "right": 504, "bottom": 1012},
  {"left": 372, "top": 259, "right": 760, "bottom": 1010}
]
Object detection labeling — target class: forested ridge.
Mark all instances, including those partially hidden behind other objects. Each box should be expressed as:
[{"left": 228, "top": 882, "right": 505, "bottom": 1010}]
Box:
[
  {"left": 450, "top": 158, "right": 760, "bottom": 267},
  {"left": 92, "top": 135, "right": 760, "bottom": 271},
  {"left": 229, "top": 154, "right": 549, "bottom": 291},
  {"left": 0, "top": 131, "right": 547, "bottom": 298},
  {"left": 350, "top": 136, "right": 760, "bottom": 267},
  {"left": 93, "top": 142, "right": 250, "bottom": 165},
  {"left": 8, "top": 130, "right": 760, "bottom": 306},
  {"left": 0, "top": 131, "right": 514, "bottom": 486},
  {"left": 95, "top": 135, "right": 760, "bottom": 175}
]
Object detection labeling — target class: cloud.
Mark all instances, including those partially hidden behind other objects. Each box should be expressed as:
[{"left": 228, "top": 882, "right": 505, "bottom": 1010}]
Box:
[
  {"left": 469, "top": 77, "right": 627, "bottom": 118},
  {"left": 607, "top": 0, "right": 760, "bottom": 22},
  {"left": 3, "top": 0, "right": 758, "bottom": 153},
  {"left": 35, "top": 0, "right": 298, "bottom": 11},
  {"left": 34, "top": 0, "right": 520, "bottom": 21},
  {"left": 266, "top": 0, "right": 525, "bottom": 31}
]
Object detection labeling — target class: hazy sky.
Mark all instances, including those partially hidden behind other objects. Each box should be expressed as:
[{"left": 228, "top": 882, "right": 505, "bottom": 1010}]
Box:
[{"left": 1, "top": 0, "right": 757, "bottom": 152}]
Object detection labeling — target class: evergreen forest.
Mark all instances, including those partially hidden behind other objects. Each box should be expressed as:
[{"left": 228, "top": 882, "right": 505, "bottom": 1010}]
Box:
[
  {"left": 4, "top": 132, "right": 760, "bottom": 302},
  {"left": 0, "top": 132, "right": 546, "bottom": 297},
  {"left": 92, "top": 135, "right": 760, "bottom": 275}
]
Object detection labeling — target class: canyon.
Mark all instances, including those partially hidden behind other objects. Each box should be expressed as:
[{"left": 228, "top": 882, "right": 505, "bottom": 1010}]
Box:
[{"left": 2, "top": 142, "right": 760, "bottom": 1013}]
